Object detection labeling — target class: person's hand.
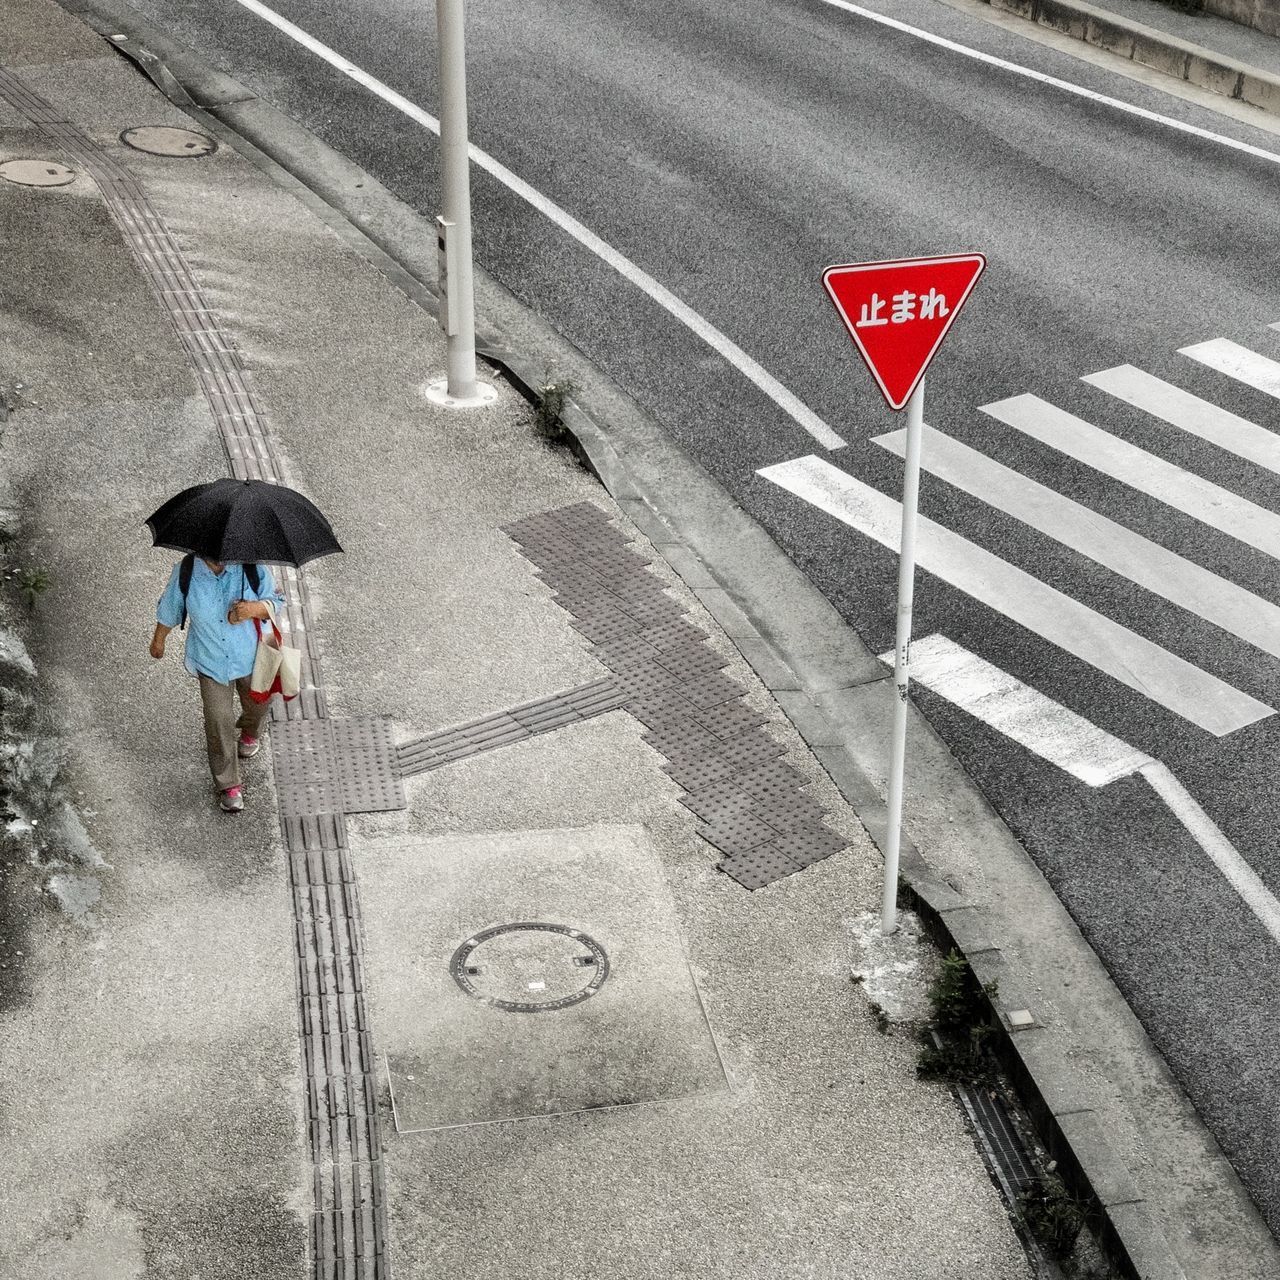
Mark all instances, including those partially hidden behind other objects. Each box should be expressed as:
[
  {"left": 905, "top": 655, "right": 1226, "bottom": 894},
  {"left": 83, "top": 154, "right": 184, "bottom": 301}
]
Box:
[
  {"left": 150, "top": 633, "right": 166, "bottom": 660},
  {"left": 227, "top": 600, "right": 260, "bottom": 625}
]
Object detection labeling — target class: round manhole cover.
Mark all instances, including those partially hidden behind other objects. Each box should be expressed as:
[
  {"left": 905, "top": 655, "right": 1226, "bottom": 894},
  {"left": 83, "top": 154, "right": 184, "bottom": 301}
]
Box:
[
  {"left": 120, "top": 125, "right": 217, "bottom": 158},
  {"left": 450, "top": 922, "right": 609, "bottom": 1013},
  {"left": 0, "top": 160, "right": 76, "bottom": 188}
]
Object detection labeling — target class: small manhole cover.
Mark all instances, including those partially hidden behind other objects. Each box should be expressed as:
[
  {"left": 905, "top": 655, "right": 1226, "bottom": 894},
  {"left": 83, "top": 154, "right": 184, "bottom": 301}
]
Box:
[
  {"left": 0, "top": 160, "right": 75, "bottom": 187},
  {"left": 120, "top": 125, "right": 216, "bottom": 158},
  {"left": 450, "top": 922, "right": 609, "bottom": 1013}
]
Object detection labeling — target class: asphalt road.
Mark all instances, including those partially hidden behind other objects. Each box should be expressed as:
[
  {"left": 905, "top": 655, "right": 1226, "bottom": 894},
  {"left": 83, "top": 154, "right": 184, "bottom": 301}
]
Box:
[{"left": 118, "top": 0, "right": 1280, "bottom": 1233}]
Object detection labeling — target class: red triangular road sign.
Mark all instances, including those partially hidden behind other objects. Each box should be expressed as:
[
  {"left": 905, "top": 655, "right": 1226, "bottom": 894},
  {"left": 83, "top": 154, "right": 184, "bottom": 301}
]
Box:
[{"left": 823, "top": 253, "right": 985, "bottom": 410}]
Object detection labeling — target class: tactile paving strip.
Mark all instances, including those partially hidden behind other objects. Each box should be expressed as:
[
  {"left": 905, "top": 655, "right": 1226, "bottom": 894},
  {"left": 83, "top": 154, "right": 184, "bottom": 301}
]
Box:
[
  {"left": 503, "top": 504, "right": 851, "bottom": 890},
  {"left": 274, "top": 717, "right": 406, "bottom": 817},
  {"left": 0, "top": 69, "right": 390, "bottom": 1279},
  {"left": 396, "top": 678, "right": 628, "bottom": 777}
]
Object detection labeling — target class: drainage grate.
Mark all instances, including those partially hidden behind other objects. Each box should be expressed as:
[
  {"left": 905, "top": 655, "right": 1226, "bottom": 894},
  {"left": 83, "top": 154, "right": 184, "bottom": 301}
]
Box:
[{"left": 953, "top": 1079, "right": 1052, "bottom": 1273}]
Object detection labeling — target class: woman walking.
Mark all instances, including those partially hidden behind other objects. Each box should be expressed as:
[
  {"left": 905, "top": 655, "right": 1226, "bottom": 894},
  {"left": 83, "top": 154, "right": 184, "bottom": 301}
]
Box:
[
  {"left": 144, "top": 476, "right": 341, "bottom": 812},
  {"left": 150, "top": 557, "right": 286, "bottom": 813}
]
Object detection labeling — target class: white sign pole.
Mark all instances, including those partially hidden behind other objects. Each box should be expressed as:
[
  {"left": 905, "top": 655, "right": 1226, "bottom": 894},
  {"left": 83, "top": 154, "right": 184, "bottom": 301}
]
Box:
[
  {"left": 428, "top": 0, "right": 496, "bottom": 408},
  {"left": 881, "top": 376, "right": 925, "bottom": 935}
]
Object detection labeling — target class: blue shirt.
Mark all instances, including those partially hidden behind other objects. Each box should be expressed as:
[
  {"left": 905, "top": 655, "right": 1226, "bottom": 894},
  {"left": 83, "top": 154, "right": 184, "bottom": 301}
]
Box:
[{"left": 156, "top": 559, "right": 286, "bottom": 684}]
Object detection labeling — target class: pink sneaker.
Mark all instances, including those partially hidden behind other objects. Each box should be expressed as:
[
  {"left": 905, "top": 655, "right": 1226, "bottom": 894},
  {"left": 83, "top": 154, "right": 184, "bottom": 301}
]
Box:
[
  {"left": 237, "top": 734, "right": 260, "bottom": 760},
  {"left": 219, "top": 786, "right": 244, "bottom": 814}
]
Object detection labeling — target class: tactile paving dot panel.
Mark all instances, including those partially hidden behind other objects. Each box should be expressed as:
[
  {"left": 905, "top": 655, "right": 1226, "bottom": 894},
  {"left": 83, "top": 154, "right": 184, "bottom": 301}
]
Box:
[
  {"left": 503, "top": 503, "right": 845, "bottom": 893},
  {"left": 654, "top": 646, "right": 729, "bottom": 680},
  {"left": 571, "top": 615, "right": 641, "bottom": 644},
  {"left": 642, "top": 721, "right": 724, "bottom": 757},
  {"left": 615, "top": 663, "right": 684, "bottom": 696},
  {"left": 277, "top": 779, "right": 344, "bottom": 819},
  {"left": 625, "top": 692, "right": 701, "bottom": 730},
  {"left": 767, "top": 822, "right": 849, "bottom": 867},
  {"left": 562, "top": 603, "right": 631, "bottom": 630},
  {"left": 662, "top": 753, "right": 736, "bottom": 792},
  {"left": 271, "top": 719, "right": 343, "bottom": 818},
  {"left": 754, "top": 793, "right": 828, "bottom": 832},
  {"left": 735, "top": 759, "right": 807, "bottom": 801},
  {"left": 330, "top": 717, "right": 406, "bottom": 814},
  {"left": 595, "top": 636, "right": 663, "bottom": 672},
  {"left": 273, "top": 716, "right": 405, "bottom": 817},
  {"left": 639, "top": 619, "right": 707, "bottom": 651},
  {"left": 715, "top": 730, "right": 785, "bottom": 771},
  {"left": 680, "top": 673, "right": 744, "bottom": 710},
  {"left": 692, "top": 700, "right": 769, "bottom": 740},
  {"left": 701, "top": 811, "right": 779, "bottom": 855},
  {"left": 719, "top": 845, "right": 803, "bottom": 891},
  {"left": 678, "top": 784, "right": 756, "bottom": 823}
]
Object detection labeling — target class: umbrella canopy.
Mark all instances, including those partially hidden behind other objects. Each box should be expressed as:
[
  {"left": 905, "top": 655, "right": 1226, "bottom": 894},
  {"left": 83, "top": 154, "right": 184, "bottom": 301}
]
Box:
[{"left": 145, "top": 478, "right": 342, "bottom": 568}]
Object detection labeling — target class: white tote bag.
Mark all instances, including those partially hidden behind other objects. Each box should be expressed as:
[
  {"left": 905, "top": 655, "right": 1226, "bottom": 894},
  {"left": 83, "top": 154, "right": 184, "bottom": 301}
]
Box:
[
  {"left": 249, "top": 618, "right": 300, "bottom": 703},
  {"left": 277, "top": 636, "right": 302, "bottom": 700}
]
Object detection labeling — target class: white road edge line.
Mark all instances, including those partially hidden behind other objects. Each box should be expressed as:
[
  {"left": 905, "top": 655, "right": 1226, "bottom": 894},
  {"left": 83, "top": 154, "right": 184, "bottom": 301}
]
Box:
[
  {"left": 1138, "top": 761, "right": 1280, "bottom": 945},
  {"left": 817, "top": 0, "right": 1280, "bottom": 168},
  {"left": 879, "top": 635, "right": 1280, "bottom": 947},
  {"left": 223, "top": 0, "right": 846, "bottom": 450}
]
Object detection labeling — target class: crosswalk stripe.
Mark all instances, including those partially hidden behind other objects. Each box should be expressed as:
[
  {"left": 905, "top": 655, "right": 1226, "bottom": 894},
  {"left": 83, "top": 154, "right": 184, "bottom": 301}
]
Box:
[
  {"left": 873, "top": 424, "right": 1280, "bottom": 660},
  {"left": 981, "top": 393, "right": 1280, "bottom": 559},
  {"left": 876, "top": 634, "right": 1153, "bottom": 785},
  {"left": 1180, "top": 338, "right": 1280, "bottom": 400},
  {"left": 876, "top": 634, "right": 1280, "bottom": 943},
  {"left": 756, "top": 455, "right": 1273, "bottom": 736},
  {"left": 1082, "top": 365, "right": 1280, "bottom": 475}
]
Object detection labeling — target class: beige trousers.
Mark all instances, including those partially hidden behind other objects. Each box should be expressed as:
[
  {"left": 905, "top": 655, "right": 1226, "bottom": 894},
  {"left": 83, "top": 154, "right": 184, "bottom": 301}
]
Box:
[{"left": 198, "top": 674, "right": 270, "bottom": 791}]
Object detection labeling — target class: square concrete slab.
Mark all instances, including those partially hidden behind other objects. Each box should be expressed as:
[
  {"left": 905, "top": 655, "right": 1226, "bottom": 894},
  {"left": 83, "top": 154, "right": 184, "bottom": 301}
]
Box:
[{"left": 360, "top": 826, "right": 728, "bottom": 1131}]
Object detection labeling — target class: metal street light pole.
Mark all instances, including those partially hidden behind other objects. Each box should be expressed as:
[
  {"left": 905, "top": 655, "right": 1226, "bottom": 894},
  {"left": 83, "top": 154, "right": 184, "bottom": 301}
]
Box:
[
  {"left": 881, "top": 376, "right": 924, "bottom": 935},
  {"left": 427, "top": 0, "right": 496, "bottom": 408}
]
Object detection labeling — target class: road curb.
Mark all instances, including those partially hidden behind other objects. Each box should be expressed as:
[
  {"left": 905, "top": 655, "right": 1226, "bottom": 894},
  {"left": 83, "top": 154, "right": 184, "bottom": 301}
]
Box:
[
  {"left": 988, "top": 0, "right": 1280, "bottom": 114},
  {"left": 552, "top": 405, "right": 1188, "bottom": 1280},
  {"left": 42, "top": 7, "right": 1230, "bottom": 1276}
]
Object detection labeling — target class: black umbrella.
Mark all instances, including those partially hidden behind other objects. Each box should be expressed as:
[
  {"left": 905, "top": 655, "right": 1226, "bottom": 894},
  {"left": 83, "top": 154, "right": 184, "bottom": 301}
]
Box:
[{"left": 145, "top": 478, "right": 343, "bottom": 567}]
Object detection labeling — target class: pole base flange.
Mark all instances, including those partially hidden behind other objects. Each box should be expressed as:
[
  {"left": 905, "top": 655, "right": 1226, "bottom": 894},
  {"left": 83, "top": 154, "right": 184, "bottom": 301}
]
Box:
[{"left": 422, "top": 376, "right": 500, "bottom": 409}]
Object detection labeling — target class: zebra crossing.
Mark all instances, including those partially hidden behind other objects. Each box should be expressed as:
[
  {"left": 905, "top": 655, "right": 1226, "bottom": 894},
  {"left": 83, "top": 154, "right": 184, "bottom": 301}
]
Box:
[
  {"left": 759, "top": 323, "right": 1280, "bottom": 742},
  {"left": 875, "top": 635, "right": 1280, "bottom": 945}
]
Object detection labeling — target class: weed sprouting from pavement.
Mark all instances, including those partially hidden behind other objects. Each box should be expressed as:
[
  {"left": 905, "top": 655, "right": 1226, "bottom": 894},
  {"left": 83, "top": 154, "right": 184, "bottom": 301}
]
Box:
[
  {"left": 17, "top": 569, "right": 51, "bottom": 611},
  {"left": 1018, "top": 1172, "right": 1087, "bottom": 1258},
  {"left": 916, "top": 948, "right": 999, "bottom": 1082},
  {"left": 535, "top": 376, "right": 576, "bottom": 443}
]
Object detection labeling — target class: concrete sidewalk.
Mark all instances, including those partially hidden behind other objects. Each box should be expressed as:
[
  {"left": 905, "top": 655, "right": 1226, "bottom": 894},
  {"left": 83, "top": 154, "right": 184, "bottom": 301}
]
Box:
[{"left": 0, "top": 1, "right": 1035, "bottom": 1276}]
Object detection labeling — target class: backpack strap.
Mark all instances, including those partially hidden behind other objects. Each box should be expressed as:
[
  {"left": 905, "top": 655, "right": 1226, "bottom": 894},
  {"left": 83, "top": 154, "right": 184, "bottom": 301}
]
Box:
[
  {"left": 179, "top": 559, "right": 265, "bottom": 630},
  {"left": 178, "top": 554, "right": 195, "bottom": 631}
]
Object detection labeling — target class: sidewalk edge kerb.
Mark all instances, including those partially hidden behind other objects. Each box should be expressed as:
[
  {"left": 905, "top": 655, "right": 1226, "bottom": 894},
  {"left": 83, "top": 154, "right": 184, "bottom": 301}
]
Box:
[
  {"left": 989, "top": 0, "right": 1280, "bottom": 113},
  {"left": 47, "top": 8, "right": 1207, "bottom": 1276}
]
